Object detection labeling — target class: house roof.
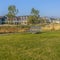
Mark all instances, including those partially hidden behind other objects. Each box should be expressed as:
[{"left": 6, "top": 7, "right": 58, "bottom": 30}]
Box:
[{"left": 0, "top": 16, "right": 3, "bottom": 19}]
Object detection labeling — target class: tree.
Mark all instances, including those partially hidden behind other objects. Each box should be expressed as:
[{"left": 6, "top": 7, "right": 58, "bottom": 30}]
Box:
[
  {"left": 31, "top": 8, "right": 39, "bottom": 17},
  {"left": 6, "top": 5, "right": 18, "bottom": 24},
  {"left": 28, "top": 8, "right": 40, "bottom": 24},
  {"left": 7, "top": 5, "right": 18, "bottom": 18},
  {"left": 31, "top": 8, "right": 39, "bottom": 16},
  {"left": 28, "top": 15, "right": 40, "bottom": 24}
]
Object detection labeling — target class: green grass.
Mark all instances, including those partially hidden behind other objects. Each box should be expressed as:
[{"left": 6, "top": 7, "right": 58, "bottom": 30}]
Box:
[{"left": 0, "top": 31, "right": 60, "bottom": 60}]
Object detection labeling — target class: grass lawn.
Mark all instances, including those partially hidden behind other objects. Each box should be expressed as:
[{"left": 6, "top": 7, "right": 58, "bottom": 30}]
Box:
[{"left": 0, "top": 31, "right": 60, "bottom": 60}]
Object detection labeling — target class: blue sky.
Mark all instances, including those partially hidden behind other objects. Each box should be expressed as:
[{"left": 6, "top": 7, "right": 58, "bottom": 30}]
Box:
[{"left": 0, "top": 0, "right": 60, "bottom": 17}]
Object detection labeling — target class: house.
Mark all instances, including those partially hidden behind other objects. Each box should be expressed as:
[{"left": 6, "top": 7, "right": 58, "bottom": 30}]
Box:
[
  {"left": 0, "top": 16, "right": 3, "bottom": 24},
  {"left": 0, "top": 16, "right": 7, "bottom": 24},
  {"left": 17, "top": 16, "right": 29, "bottom": 25},
  {"left": 6, "top": 15, "right": 29, "bottom": 25},
  {"left": 49, "top": 18, "right": 60, "bottom": 24},
  {"left": 42, "top": 17, "right": 60, "bottom": 24},
  {"left": 0, "top": 15, "right": 43, "bottom": 25}
]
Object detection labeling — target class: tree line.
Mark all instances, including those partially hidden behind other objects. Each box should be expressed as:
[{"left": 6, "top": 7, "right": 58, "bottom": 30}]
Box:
[{"left": 6, "top": 5, "right": 46, "bottom": 25}]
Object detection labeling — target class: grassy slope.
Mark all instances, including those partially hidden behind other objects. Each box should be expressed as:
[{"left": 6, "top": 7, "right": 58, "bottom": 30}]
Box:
[{"left": 0, "top": 31, "right": 60, "bottom": 60}]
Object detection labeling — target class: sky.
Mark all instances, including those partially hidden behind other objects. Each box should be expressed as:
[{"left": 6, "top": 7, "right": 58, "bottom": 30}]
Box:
[{"left": 0, "top": 0, "right": 60, "bottom": 17}]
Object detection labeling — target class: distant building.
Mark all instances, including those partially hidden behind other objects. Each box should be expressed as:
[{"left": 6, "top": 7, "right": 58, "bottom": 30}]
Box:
[
  {"left": 0, "top": 16, "right": 7, "bottom": 24},
  {"left": 49, "top": 18, "right": 60, "bottom": 23},
  {"left": 1, "top": 16, "right": 60, "bottom": 25},
  {"left": 42, "top": 17, "right": 60, "bottom": 24},
  {"left": 17, "top": 16, "right": 29, "bottom": 25},
  {"left": 0, "top": 15, "right": 29, "bottom": 25},
  {"left": 6, "top": 15, "right": 29, "bottom": 25}
]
